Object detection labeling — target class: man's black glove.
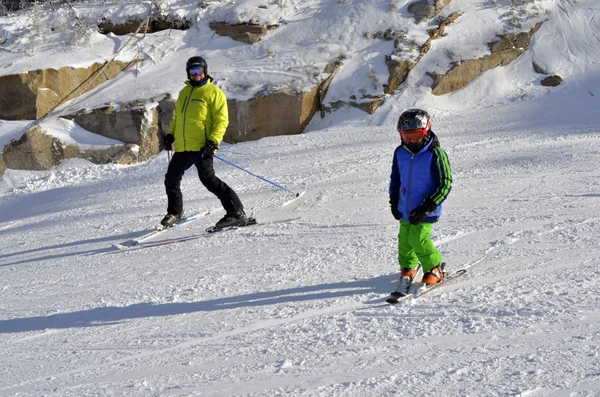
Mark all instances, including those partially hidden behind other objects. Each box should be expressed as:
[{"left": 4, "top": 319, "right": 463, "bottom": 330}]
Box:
[
  {"left": 200, "top": 140, "right": 218, "bottom": 159},
  {"left": 389, "top": 195, "right": 401, "bottom": 220},
  {"left": 163, "top": 134, "right": 175, "bottom": 151},
  {"left": 408, "top": 197, "right": 438, "bottom": 225}
]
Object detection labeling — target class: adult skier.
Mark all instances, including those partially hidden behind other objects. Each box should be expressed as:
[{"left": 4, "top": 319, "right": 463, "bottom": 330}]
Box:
[
  {"left": 389, "top": 109, "right": 452, "bottom": 293},
  {"left": 161, "top": 56, "right": 247, "bottom": 229}
]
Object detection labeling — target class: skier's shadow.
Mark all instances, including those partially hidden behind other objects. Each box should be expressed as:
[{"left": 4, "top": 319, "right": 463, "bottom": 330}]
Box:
[{"left": 0, "top": 275, "right": 395, "bottom": 333}]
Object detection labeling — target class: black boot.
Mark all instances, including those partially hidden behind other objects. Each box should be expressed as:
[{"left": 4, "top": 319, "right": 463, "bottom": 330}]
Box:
[
  {"left": 160, "top": 213, "right": 184, "bottom": 229},
  {"left": 215, "top": 209, "right": 247, "bottom": 229}
]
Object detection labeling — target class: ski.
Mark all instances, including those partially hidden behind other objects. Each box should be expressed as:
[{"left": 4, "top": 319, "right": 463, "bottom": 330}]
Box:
[
  {"left": 110, "top": 217, "right": 298, "bottom": 252},
  {"left": 112, "top": 211, "right": 210, "bottom": 249},
  {"left": 386, "top": 268, "right": 468, "bottom": 304},
  {"left": 413, "top": 268, "right": 467, "bottom": 298}
]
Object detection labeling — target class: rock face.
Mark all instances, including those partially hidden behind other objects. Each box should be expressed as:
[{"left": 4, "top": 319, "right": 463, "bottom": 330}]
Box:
[
  {"left": 209, "top": 22, "right": 277, "bottom": 44},
  {"left": 431, "top": 22, "right": 543, "bottom": 95},
  {"left": 0, "top": 60, "right": 139, "bottom": 120},
  {"left": 408, "top": 0, "right": 452, "bottom": 24},
  {"left": 65, "top": 104, "right": 160, "bottom": 161},
  {"left": 226, "top": 87, "right": 320, "bottom": 143}
]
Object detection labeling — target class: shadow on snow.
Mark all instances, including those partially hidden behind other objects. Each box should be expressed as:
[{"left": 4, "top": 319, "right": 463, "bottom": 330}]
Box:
[{"left": 0, "top": 275, "right": 394, "bottom": 333}]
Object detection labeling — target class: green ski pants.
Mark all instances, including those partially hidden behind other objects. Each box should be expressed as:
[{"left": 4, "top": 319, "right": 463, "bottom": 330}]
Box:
[{"left": 397, "top": 220, "right": 442, "bottom": 272}]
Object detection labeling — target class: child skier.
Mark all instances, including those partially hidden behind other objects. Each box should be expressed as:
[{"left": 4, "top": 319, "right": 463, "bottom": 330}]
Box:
[{"left": 389, "top": 109, "right": 452, "bottom": 293}]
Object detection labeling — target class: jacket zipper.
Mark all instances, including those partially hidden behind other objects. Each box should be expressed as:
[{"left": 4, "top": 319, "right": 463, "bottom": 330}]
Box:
[
  {"left": 181, "top": 87, "right": 196, "bottom": 151},
  {"left": 407, "top": 153, "right": 415, "bottom": 212}
]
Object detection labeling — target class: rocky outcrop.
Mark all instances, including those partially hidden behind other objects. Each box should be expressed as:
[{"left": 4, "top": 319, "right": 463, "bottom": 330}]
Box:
[
  {"left": 431, "top": 22, "right": 543, "bottom": 95},
  {"left": 0, "top": 60, "right": 139, "bottom": 120},
  {"left": 408, "top": 0, "right": 452, "bottom": 24},
  {"left": 1, "top": 125, "right": 142, "bottom": 172},
  {"left": 0, "top": 152, "right": 6, "bottom": 176},
  {"left": 226, "top": 87, "right": 319, "bottom": 143},
  {"left": 533, "top": 62, "right": 548, "bottom": 74},
  {"left": 541, "top": 75, "right": 563, "bottom": 87},
  {"left": 384, "top": 58, "right": 416, "bottom": 94},
  {"left": 2, "top": 126, "right": 79, "bottom": 171},
  {"left": 64, "top": 103, "right": 160, "bottom": 161},
  {"left": 351, "top": 97, "right": 385, "bottom": 115},
  {"left": 98, "top": 15, "right": 192, "bottom": 35},
  {"left": 421, "top": 12, "right": 463, "bottom": 55},
  {"left": 209, "top": 22, "right": 277, "bottom": 44},
  {"left": 384, "top": 12, "right": 461, "bottom": 95}
]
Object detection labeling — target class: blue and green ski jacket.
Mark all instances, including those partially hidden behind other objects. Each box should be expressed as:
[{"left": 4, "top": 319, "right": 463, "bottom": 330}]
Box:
[{"left": 389, "top": 132, "right": 452, "bottom": 223}]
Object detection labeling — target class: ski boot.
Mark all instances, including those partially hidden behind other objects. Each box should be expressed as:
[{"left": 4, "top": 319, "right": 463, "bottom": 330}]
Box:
[
  {"left": 422, "top": 262, "right": 446, "bottom": 286},
  {"left": 390, "top": 265, "right": 421, "bottom": 298},
  {"left": 160, "top": 213, "right": 185, "bottom": 229},
  {"left": 214, "top": 209, "right": 247, "bottom": 229}
]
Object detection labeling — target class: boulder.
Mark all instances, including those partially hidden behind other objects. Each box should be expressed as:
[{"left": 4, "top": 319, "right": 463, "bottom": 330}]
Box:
[
  {"left": 209, "top": 22, "right": 277, "bottom": 44},
  {"left": 0, "top": 60, "right": 139, "bottom": 120},
  {"left": 408, "top": 0, "right": 452, "bottom": 24},
  {"left": 541, "top": 75, "right": 563, "bottom": 87},
  {"left": 384, "top": 57, "right": 416, "bottom": 94},
  {"left": 2, "top": 124, "right": 142, "bottom": 173},
  {"left": 2, "top": 126, "right": 78, "bottom": 171},
  {"left": 64, "top": 103, "right": 160, "bottom": 161},
  {"left": 351, "top": 97, "right": 385, "bottom": 115}
]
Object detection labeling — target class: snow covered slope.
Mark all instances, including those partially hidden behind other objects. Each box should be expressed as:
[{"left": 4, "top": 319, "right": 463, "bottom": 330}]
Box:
[{"left": 1, "top": 0, "right": 599, "bottom": 396}]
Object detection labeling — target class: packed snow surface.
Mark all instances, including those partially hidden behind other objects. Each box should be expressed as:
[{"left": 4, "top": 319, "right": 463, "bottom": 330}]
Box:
[{"left": 1, "top": 0, "right": 600, "bottom": 396}]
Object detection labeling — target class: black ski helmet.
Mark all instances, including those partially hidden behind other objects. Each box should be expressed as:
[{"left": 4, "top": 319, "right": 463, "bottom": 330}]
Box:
[
  {"left": 397, "top": 108, "right": 431, "bottom": 144},
  {"left": 186, "top": 56, "right": 208, "bottom": 77}
]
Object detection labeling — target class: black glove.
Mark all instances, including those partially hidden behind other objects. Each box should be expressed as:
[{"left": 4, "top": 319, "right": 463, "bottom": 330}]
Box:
[
  {"left": 408, "top": 197, "right": 438, "bottom": 225},
  {"left": 200, "top": 140, "right": 218, "bottom": 159},
  {"left": 163, "top": 134, "right": 175, "bottom": 151},
  {"left": 389, "top": 195, "right": 401, "bottom": 220}
]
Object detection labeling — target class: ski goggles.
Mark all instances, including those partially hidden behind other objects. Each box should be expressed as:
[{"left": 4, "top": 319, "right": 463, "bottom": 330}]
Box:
[
  {"left": 188, "top": 66, "right": 204, "bottom": 76},
  {"left": 400, "top": 129, "right": 428, "bottom": 143}
]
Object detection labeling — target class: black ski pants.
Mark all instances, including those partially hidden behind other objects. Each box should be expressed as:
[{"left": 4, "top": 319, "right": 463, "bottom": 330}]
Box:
[{"left": 164, "top": 151, "right": 243, "bottom": 216}]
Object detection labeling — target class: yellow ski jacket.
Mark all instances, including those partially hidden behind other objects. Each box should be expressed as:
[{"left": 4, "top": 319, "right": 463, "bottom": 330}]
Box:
[{"left": 168, "top": 79, "right": 229, "bottom": 152}]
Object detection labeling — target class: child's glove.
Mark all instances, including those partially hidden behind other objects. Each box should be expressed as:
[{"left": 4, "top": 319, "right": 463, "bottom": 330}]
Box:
[
  {"left": 389, "top": 195, "right": 401, "bottom": 220},
  {"left": 408, "top": 197, "right": 437, "bottom": 225}
]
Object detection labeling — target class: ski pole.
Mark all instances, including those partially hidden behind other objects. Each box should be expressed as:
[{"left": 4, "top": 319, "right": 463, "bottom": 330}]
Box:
[{"left": 215, "top": 154, "right": 300, "bottom": 197}]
